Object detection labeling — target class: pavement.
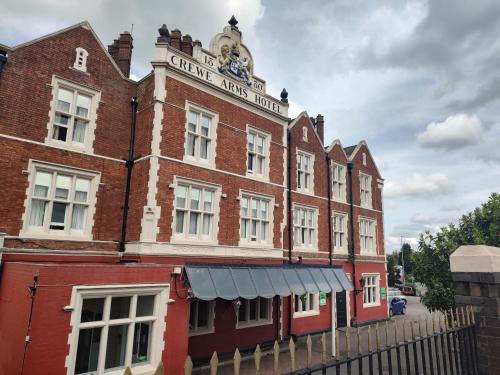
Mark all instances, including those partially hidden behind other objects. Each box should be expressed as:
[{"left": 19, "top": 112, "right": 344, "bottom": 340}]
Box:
[{"left": 193, "top": 296, "right": 435, "bottom": 374}]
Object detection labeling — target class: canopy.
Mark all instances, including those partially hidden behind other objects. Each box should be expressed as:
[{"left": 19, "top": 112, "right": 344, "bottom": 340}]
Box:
[{"left": 184, "top": 264, "right": 353, "bottom": 301}]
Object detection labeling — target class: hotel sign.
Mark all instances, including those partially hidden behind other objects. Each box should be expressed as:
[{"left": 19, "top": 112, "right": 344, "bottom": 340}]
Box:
[{"left": 167, "top": 49, "right": 287, "bottom": 117}]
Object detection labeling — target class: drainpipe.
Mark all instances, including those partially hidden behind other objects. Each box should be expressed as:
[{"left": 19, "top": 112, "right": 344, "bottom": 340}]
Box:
[
  {"left": 326, "top": 155, "right": 333, "bottom": 266},
  {"left": 347, "top": 162, "right": 358, "bottom": 324},
  {"left": 21, "top": 276, "right": 38, "bottom": 375},
  {"left": 119, "top": 97, "right": 138, "bottom": 252},
  {"left": 286, "top": 127, "right": 293, "bottom": 338}
]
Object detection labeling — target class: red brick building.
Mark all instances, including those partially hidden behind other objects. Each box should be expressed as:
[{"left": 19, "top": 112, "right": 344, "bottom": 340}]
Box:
[{"left": 0, "top": 19, "right": 387, "bottom": 375}]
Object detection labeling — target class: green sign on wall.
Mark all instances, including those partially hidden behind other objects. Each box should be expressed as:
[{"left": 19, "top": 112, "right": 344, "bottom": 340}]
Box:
[
  {"left": 381, "top": 287, "right": 387, "bottom": 300},
  {"left": 319, "top": 292, "right": 327, "bottom": 306}
]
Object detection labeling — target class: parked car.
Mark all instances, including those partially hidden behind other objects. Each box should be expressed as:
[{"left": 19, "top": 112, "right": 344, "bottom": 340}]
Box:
[
  {"left": 389, "top": 296, "right": 406, "bottom": 316},
  {"left": 402, "top": 286, "right": 416, "bottom": 296},
  {"left": 388, "top": 288, "right": 407, "bottom": 305}
]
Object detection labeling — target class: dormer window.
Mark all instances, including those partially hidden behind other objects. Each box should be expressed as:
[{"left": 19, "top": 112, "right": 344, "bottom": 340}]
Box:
[{"left": 73, "top": 47, "right": 88, "bottom": 72}]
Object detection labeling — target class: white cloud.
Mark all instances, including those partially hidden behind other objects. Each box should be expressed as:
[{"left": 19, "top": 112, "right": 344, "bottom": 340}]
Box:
[
  {"left": 385, "top": 172, "right": 450, "bottom": 198},
  {"left": 416, "top": 114, "right": 483, "bottom": 150}
]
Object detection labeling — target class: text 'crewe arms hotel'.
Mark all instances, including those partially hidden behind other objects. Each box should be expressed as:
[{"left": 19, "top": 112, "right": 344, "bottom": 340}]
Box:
[{"left": 165, "top": 47, "right": 288, "bottom": 117}]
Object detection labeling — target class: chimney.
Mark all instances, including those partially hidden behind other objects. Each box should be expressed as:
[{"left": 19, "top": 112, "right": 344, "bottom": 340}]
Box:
[
  {"left": 170, "top": 29, "right": 182, "bottom": 50},
  {"left": 108, "top": 32, "right": 133, "bottom": 77},
  {"left": 181, "top": 35, "right": 193, "bottom": 56},
  {"left": 315, "top": 114, "right": 324, "bottom": 144},
  {"left": 0, "top": 50, "right": 7, "bottom": 75}
]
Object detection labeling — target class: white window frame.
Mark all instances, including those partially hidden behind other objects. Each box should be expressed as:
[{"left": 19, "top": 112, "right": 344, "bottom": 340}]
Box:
[
  {"left": 45, "top": 75, "right": 100, "bottom": 153},
  {"left": 20, "top": 160, "right": 100, "bottom": 240},
  {"left": 333, "top": 212, "right": 348, "bottom": 254},
  {"left": 183, "top": 102, "right": 218, "bottom": 167},
  {"left": 170, "top": 177, "right": 220, "bottom": 245},
  {"left": 293, "top": 204, "right": 318, "bottom": 251},
  {"left": 359, "top": 217, "right": 377, "bottom": 255},
  {"left": 296, "top": 149, "right": 314, "bottom": 194},
  {"left": 238, "top": 191, "right": 274, "bottom": 248},
  {"left": 246, "top": 126, "right": 270, "bottom": 181},
  {"left": 65, "top": 284, "right": 169, "bottom": 375},
  {"left": 73, "top": 47, "right": 89, "bottom": 72},
  {"left": 236, "top": 297, "right": 273, "bottom": 328},
  {"left": 359, "top": 173, "right": 372, "bottom": 208},
  {"left": 331, "top": 163, "right": 347, "bottom": 202},
  {"left": 293, "top": 293, "right": 320, "bottom": 318},
  {"left": 362, "top": 274, "right": 380, "bottom": 307},
  {"left": 189, "top": 299, "right": 215, "bottom": 336}
]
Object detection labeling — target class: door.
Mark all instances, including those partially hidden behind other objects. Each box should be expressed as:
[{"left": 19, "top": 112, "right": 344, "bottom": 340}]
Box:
[{"left": 336, "top": 291, "right": 347, "bottom": 328}]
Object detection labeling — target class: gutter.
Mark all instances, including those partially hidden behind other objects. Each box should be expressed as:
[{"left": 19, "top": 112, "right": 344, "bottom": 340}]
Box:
[
  {"left": 347, "top": 161, "right": 358, "bottom": 324},
  {"left": 119, "top": 97, "right": 139, "bottom": 252},
  {"left": 286, "top": 128, "right": 293, "bottom": 338}
]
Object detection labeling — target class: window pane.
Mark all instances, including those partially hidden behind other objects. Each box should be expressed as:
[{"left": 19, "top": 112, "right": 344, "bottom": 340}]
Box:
[
  {"left": 71, "top": 204, "right": 87, "bottom": 230},
  {"left": 34, "top": 171, "right": 52, "bottom": 198},
  {"left": 251, "top": 220, "right": 257, "bottom": 241},
  {"left": 57, "top": 88, "right": 73, "bottom": 112},
  {"left": 257, "top": 136, "right": 264, "bottom": 154},
  {"left": 132, "top": 321, "right": 152, "bottom": 364},
  {"left": 75, "top": 327, "right": 101, "bottom": 374},
  {"left": 105, "top": 324, "right": 128, "bottom": 369},
  {"left": 249, "top": 299, "right": 257, "bottom": 320},
  {"left": 73, "top": 119, "right": 87, "bottom": 143},
  {"left": 257, "top": 156, "right": 264, "bottom": 174},
  {"left": 50, "top": 202, "right": 67, "bottom": 229},
  {"left": 176, "top": 185, "right": 187, "bottom": 208},
  {"left": 188, "top": 111, "right": 198, "bottom": 131},
  {"left": 76, "top": 94, "right": 91, "bottom": 118},
  {"left": 241, "top": 218, "right": 248, "bottom": 238},
  {"left": 55, "top": 175, "right": 71, "bottom": 199},
  {"left": 201, "top": 116, "right": 210, "bottom": 136},
  {"left": 260, "top": 201, "right": 268, "bottom": 219},
  {"left": 175, "top": 211, "right": 185, "bottom": 233},
  {"left": 74, "top": 178, "right": 90, "bottom": 202},
  {"left": 52, "top": 124, "right": 68, "bottom": 141},
  {"left": 55, "top": 113, "right": 70, "bottom": 125},
  {"left": 137, "top": 295, "right": 155, "bottom": 317},
  {"left": 247, "top": 133, "right": 255, "bottom": 151},
  {"left": 197, "top": 300, "right": 209, "bottom": 328},
  {"left": 110, "top": 296, "right": 131, "bottom": 319},
  {"left": 202, "top": 214, "right": 212, "bottom": 236},
  {"left": 29, "top": 200, "right": 47, "bottom": 227},
  {"left": 259, "top": 298, "right": 269, "bottom": 319},
  {"left": 261, "top": 222, "right": 268, "bottom": 241},
  {"left": 240, "top": 197, "right": 248, "bottom": 216},
  {"left": 81, "top": 298, "right": 104, "bottom": 322},
  {"left": 189, "top": 212, "right": 199, "bottom": 234},
  {"left": 203, "top": 191, "right": 213, "bottom": 211},
  {"left": 239, "top": 300, "right": 247, "bottom": 322},
  {"left": 251, "top": 199, "right": 258, "bottom": 218},
  {"left": 200, "top": 138, "right": 209, "bottom": 159},
  {"left": 190, "top": 188, "right": 200, "bottom": 210},
  {"left": 247, "top": 154, "right": 254, "bottom": 171},
  {"left": 187, "top": 134, "right": 196, "bottom": 156},
  {"left": 309, "top": 294, "right": 315, "bottom": 310}
]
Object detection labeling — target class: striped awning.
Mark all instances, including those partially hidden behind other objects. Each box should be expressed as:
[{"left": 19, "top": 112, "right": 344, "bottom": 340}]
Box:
[{"left": 184, "top": 264, "right": 353, "bottom": 301}]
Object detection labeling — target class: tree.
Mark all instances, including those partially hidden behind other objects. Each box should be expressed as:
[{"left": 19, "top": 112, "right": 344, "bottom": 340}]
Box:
[
  {"left": 398, "top": 243, "right": 414, "bottom": 276},
  {"left": 387, "top": 254, "right": 396, "bottom": 287},
  {"left": 413, "top": 193, "right": 500, "bottom": 311}
]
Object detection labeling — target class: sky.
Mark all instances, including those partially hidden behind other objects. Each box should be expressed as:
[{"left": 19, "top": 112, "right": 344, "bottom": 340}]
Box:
[{"left": 2, "top": 0, "right": 499, "bottom": 252}]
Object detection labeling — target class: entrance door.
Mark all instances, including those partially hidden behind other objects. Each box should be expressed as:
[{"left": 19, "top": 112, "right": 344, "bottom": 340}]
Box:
[{"left": 336, "top": 291, "right": 347, "bottom": 328}]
